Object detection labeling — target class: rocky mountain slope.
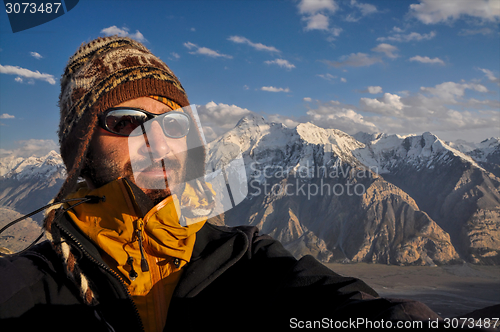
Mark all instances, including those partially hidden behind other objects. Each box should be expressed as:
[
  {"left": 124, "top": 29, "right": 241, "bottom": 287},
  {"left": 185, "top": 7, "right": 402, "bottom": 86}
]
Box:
[
  {"left": 0, "top": 151, "right": 66, "bottom": 223},
  {"left": 352, "top": 132, "right": 500, "bottom": 264},
  {"left": 207, "top": 115, "right": 463, "bottom": 265},
  {"left": 0, "top": 207, "right": 43, "bottom": 254}
]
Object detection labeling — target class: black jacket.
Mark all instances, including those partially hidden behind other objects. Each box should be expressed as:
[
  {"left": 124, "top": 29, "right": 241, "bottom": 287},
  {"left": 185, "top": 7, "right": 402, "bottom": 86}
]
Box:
[{"left": 0, "top": 213, "right": 440, "bottom": 331}]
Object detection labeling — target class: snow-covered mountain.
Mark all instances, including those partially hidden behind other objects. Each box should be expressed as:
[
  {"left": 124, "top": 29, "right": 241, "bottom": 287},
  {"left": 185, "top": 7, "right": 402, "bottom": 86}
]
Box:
[
  {"left": 0, "top": 150, "right": 66, "bottom": 180},
  {"left": 352, "top": 132, "right": 488, "bottom": 173},
  {"left": 208, "top": 116, "right": 468, "bottom": 265},
  {"left": 1, "top": 118, "right": 499, "bottom": 265},
  {"left": 207, "top": 114, "right": 366, "bottom": 184}
]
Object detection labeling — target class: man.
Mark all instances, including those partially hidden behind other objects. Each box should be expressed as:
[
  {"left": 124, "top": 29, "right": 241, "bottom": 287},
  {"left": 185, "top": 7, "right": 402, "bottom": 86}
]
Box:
[{"left": 0, "top": 36, "right": 441, "bottom": 331}]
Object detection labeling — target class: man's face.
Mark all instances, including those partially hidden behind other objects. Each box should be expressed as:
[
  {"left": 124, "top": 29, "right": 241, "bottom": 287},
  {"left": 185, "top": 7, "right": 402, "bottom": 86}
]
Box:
[{"left": 82, "top": 97, "right": 189, "bottom": 203}]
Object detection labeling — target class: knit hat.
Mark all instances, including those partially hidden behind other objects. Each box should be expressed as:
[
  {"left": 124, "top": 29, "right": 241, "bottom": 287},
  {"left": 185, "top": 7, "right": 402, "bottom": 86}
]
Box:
[{"left": 44, "top": 36, "right": 205, "bottom": 305}]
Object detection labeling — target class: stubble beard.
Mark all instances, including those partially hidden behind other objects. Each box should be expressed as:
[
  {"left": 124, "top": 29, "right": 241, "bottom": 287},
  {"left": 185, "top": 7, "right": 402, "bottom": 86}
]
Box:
[{"left": 81, "top": 149, "right": 186, "bottom": 206}]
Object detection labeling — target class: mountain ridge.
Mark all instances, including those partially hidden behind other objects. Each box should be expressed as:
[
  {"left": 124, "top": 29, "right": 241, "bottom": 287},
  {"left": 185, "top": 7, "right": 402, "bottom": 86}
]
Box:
[{"left": 1, "top": 116, "right": 498, "bottom": 264}]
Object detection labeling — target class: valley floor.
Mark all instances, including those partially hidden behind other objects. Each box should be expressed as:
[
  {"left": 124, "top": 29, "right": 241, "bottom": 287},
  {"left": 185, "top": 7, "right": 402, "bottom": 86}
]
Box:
[{"left": 326, "top": 262, "right": 500, "bottom": 318}]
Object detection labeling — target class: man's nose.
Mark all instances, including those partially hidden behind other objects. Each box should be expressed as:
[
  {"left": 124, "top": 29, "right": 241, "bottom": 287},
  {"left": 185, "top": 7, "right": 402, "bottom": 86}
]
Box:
[{"left": 145, "top": 120, "right": 170, "bottom": 159}]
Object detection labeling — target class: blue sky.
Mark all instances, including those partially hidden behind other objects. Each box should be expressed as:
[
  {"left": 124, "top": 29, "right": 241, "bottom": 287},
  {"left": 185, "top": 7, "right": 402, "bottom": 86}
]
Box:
[{"left": 0, "top": 0, "right": 499, "bottom": 157}]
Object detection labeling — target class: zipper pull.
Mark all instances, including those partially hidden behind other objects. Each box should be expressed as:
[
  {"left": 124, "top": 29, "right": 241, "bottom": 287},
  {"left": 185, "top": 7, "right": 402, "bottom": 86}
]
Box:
[
  {"left": 137, "top": 228, "right": 149, "bottom": 272},
  {"left": 126, "top": 256, "right": 138, "bottom": 281}
]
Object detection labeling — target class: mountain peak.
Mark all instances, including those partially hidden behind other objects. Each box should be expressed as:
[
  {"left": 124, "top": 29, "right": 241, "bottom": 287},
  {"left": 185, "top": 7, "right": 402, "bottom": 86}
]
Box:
[{"left": 235, "top": 113, "right": 267, "bottom": 128}]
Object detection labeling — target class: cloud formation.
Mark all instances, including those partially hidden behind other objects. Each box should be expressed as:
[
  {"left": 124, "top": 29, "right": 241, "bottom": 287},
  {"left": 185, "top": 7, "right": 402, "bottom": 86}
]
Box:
[
  {"left": 228, "top": 36, "right": 279, "bottom": 53},
  {"left": 478, "top": 68, "right": 500, "bottom": 86},
  {"left": 0, "top": 64, "right": 56, "bottom": 84},
  {"left": 323, "top": 53, "right": 381, "bottom": 68},
  {"left": 366, "top": 86, "right": 383, "bottom": 94},
  {"left": 296, "top": 0, "right": 344, "bottom": 39},
  {"left": 261, "top": 86, "right": 290, "bottom": 93},
  {"left": 252, "top": 77, "right": 498, "bottom": 141},
  {"left": 264, "top": 58, "right": 295, "bottom": 69},
  {"left": 371, "top": 43, "right": 399, "bottom": 59},
  {"left": 410, "top": 0, "right": 500, "bottom": 24},
  {"left": 410, "top": 55, "right": 445, "bottom": 65},
  {"left": 0, "top": 113, "right": 15, "bottom": 119},
  {"left": 184, "top": 42, "right": 233, "bottom": 59},
  {"left": 101, "top": 26, "right": 147, "bottom": 42},
  {"left": 196, "top": 102, "right": 254, "bottom": 141},
  {"left": 30, "top": 52, "right": 42, "bottom": 59},
  {"left": 346, "top": 0, "right": 378, "bottom": 22},
  {"left": 0, "top": 139, "right": 59, "bottom": 158},
  {"left": 377, "top": 31, "right": 436, "bottom": 43}
]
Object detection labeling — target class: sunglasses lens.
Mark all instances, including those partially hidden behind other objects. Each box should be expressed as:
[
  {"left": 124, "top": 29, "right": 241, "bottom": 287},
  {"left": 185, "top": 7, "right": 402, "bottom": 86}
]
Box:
[
  {"left": 162, "top": 113, "right": 190, "bottom": 138},
  {"left": 105, "top": 110, "right": 148, "bottom": 136}
]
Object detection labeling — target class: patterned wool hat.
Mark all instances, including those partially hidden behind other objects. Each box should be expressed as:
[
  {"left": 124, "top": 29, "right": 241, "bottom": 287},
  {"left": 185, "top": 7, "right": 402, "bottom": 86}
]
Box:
[{"left": 44, "top": 36, "right": 205, "bottom": 305}]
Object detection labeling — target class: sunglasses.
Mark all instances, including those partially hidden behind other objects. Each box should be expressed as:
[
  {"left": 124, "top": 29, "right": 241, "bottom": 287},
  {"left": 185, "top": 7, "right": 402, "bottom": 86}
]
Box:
[{"left": 99, "top": 107, "right": 190, "bottom": 138}]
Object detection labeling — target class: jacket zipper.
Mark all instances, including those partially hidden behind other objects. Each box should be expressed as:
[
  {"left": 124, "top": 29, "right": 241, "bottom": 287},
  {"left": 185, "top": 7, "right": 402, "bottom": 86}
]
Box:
[{"left": 55, "top": 222, "right": 145, "bottom": 332}]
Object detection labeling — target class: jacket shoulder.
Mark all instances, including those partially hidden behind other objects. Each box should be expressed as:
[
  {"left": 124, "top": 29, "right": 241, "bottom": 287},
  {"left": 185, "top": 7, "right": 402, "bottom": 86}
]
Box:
[
  {"left": 0, "top": 240, "right": 81, "bottom": 318},
  {"left": 199, "top": 222, "right": 293, "bottom": 259}
]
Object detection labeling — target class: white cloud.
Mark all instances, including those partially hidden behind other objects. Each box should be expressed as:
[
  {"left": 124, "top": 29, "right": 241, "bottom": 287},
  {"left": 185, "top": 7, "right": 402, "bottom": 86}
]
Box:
[
  {"left": 196, "top": 101, "right": 254, "bottom": 141},
  {"left": 323, "top": 53, "right": 381, "bottom": 68},
  {"left": 377, "top": 31, "right": 436, "bottom": 43},
  {"left": 367, "top": 86, "right": 383, "bottom": 94},
  {"left": 346, "top": 0, "right": 378, "bottom": 21},
  {"left": 333, "top": 80, "right": 495, "bottom": 137},
  {"left": 410, "top": 0, "right": 500, "bottom": 24},
  {"left": 303, "top": 97, "right": 312, "bottom": 102},
  {"left": 1, "top": 139, "right": 59, "bottom": 158},
  {"left": 459, "top": 28, "right": 494, "bottom": 36},
  {"left": 184, "top": 42, "right": 233, "bottom": 59},
  {"left": 30, "top": 52, "right": 42, "bottom": 59},
  {"left": 297, "top": 0, "right": 344, "bottom": 38},
  {"left": 298, "top": 0, "right": 338, "bottom": 15},
  {"left": 351, "top": 0, "right": 377, "bottom": 16},
  {"left": 14, "top": 77, "right": 23, "bottom": 83},
  {"left": 0, "top": 64, "right": 56, "bottom": 84},
  {"left": 341, "top": 77, "right": 347, "bottom": 83},
  {"left": 317, "top": 73, "right": 337, "bottom": 81},
  {"left": 303, "top": 13, "right": 330, "bottom": 31},
  {"left": 478, "top": 68, "right": 500, "bottom": 85},
  {"left": 264, "top": 58, "right": 296, "bottom": 69},
  {"left": 305, "top": 101, "right": 380, "bottom": 134},
  {"left": 227, "top": 36, "right": 279, "bottom": 53},
  {"left": 100, "top": 26, "right": 147, "bottom": 42},
  {"left": 371, "top": 43, "right": 399, "bottom": 59},
  {"left": 410, "top": 55, "right": 445, "bottom": 65},
  {"left": 360, "top": 93, "right": 406, "bottom": 116},
  {"left": 261, "top": 86, "right": 290, "bottom": 93},
  {"left": 267, "top": 114, "right": 301, "bottom": 128},
  {"left": 420, "top": 82, "right": 488, "bottom": 103},
  {"left": 0, "top": 113, "right": 15, "bottom": 119},
  {"left": 170, "top": 52, "right": 180, "bottom": 59}
]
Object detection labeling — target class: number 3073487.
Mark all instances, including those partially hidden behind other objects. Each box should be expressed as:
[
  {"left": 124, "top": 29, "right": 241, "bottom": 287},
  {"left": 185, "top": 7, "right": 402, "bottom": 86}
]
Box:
[{"left": 5, "top": 3, "right": 62, "bottom": 14}]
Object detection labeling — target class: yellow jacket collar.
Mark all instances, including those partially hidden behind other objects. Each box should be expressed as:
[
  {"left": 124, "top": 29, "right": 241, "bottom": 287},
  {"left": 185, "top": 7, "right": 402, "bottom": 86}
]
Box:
[{"left": 64, "top": 178, "right": 206, "bottom": 286}]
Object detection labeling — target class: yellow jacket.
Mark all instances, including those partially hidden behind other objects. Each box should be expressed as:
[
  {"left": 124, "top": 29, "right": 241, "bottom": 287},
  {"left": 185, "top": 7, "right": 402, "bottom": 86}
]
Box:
[{"left": 65, "top": 178, "right": 208, "bottom": 332}]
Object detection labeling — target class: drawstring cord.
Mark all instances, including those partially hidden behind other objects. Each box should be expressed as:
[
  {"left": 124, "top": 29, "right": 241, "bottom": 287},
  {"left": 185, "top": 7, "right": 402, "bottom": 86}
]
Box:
[
  {"left": 123, "top": 220, "right": 149, "bottom": 281},
  {"left": 136, "top": 221, "right": 149, "bottom": 272},
  {"left": 0, "top": 195, "right": 106, "bottom": 255}
]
